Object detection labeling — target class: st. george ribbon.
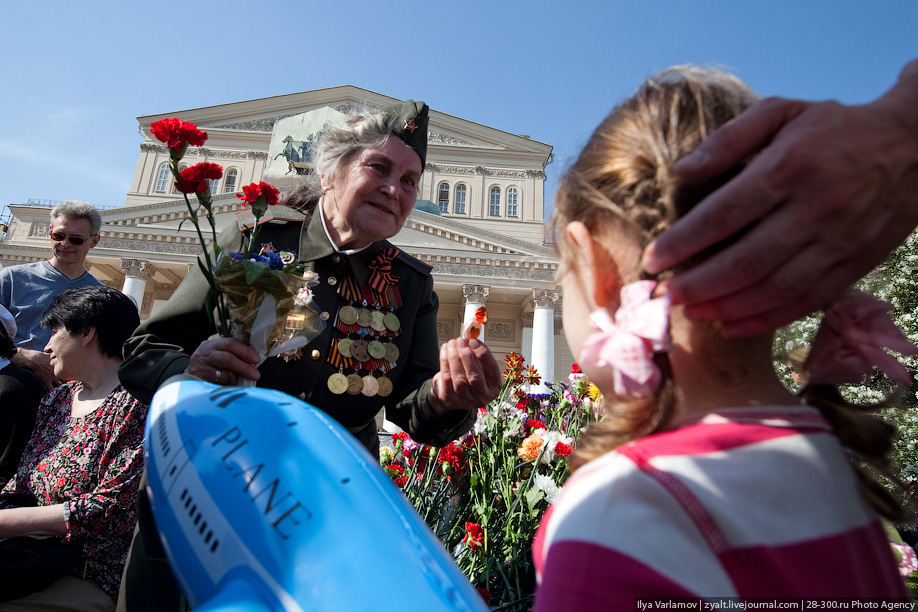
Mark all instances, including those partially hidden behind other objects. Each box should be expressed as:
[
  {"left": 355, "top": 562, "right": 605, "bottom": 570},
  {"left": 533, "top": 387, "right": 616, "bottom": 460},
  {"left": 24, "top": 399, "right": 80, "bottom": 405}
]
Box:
[{"left": 145, "top": 375, "right": 487, "bottom": 612}]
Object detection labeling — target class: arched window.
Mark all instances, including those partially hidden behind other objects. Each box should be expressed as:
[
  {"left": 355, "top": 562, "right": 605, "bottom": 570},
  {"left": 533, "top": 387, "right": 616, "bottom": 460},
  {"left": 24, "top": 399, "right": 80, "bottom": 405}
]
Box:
[
  {"left": 437, "top": 182, "right": 450, "bottom": 213},
  {"left": 489, "top": 186, "right": 501, "bottom": 216},
  {"left": 154, "top": 163, "right": 171, "bottom": 193},
  {"left": 454, "top": 184, "right": 467, "bottom": 214},
  {"left": 209, "top": 177, "right": 221, "bottom": 194},
  {"left": 507, "top": 186, "right": 519, "bottom": 217},
  {"left": 224, "top": 169, "right": 238, "bottom": 193}
]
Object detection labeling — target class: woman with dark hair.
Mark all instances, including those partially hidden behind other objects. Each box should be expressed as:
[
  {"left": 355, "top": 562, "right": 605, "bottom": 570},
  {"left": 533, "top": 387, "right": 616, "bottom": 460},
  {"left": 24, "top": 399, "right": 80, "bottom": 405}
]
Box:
[
  {"left": 0, "top": 305, "right": 45, "bottom": 486},
  {"left": 1, "top": 286, "right": 146, "bottom": 610}
]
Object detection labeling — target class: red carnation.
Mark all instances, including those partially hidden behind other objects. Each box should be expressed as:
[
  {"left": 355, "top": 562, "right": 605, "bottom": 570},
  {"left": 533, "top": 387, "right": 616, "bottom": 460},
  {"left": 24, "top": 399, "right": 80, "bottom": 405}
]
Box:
[
  {"left": 437, "top": 445, "right": 466, "bottom": 476},
  {"left": 150, "top": 118, "right": 207, "bottom": 155},
  {"left": 555, "top": 442, "right": 574, "bottom": 457},
  {"left": 237, "top": 181, "right": 280, "bottom": 208},
  {"left": 526, "top": 419, "right": 547, "bottom": 432},
  {"left": 175, "top": 163, "right": 223, "bottom": 194},
  {"left": 464, "top": 522, "right": 484, "bottom": 552},
  {"left": 477, "top": 588, "right": 492, "bottom": 605},
  {"left": 571, "top": 362, "right": 582, "bottom": 374},
  {"left": 394, "top": 476, "right": 408, "bottom": 488}
]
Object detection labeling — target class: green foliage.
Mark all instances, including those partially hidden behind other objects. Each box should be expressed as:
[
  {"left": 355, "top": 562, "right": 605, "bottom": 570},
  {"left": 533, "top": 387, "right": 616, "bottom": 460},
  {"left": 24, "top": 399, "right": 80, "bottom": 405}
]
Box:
[{"left": 773, "top": 229, "right": 918, "bottom": 479}]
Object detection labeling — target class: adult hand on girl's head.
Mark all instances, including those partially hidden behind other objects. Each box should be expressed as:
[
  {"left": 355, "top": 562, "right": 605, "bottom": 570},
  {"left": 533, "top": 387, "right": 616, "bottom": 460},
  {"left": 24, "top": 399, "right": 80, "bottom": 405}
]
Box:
[
  {"left": 186, "top": 337, "right": 262, "bottom": 386},
  {"left": 428, "top": 338, "right": 502, "bottom": 417},
  {"left": 643, "top": 58, "right": 918, "bottom": 338}
]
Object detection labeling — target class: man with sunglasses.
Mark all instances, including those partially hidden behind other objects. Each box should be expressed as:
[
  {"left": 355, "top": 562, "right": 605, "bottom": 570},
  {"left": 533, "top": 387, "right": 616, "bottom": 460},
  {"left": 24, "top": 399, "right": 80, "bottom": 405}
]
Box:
[{"left": 0, "top": 201, "right": 103, "bottom": 388}]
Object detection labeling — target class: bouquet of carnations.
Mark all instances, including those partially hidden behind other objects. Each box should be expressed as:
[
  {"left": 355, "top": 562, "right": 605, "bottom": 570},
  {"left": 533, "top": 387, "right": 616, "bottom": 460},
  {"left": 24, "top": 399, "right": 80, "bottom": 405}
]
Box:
[
  {"left": 380, "top": 356, "right": 603, "bottom": 611},
  {"left": 149, "top": 118, "right": 325, "bottom": 370}
]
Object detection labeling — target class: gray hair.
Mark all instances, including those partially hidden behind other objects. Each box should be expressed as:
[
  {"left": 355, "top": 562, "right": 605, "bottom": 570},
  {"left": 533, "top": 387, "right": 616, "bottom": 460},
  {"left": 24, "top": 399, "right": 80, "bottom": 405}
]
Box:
[
  {"left": 302, "top": 107, "right": 397, "bottom": 201},
  {"left": 51, "top": 201, "right": 102, "bottom": 235}
]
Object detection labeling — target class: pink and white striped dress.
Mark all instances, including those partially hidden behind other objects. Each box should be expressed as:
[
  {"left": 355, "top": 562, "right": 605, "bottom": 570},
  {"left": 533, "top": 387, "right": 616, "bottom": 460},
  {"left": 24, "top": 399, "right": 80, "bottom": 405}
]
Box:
[{"left": 533, "top": 406, "right": 908, "bottom": 609}]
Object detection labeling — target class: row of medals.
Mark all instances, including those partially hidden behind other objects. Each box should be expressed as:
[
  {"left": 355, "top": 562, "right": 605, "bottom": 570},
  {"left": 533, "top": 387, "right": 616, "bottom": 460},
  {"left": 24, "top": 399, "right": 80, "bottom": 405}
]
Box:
[{"left": 326, "top": 304, "right": 400, "bottom": 397}]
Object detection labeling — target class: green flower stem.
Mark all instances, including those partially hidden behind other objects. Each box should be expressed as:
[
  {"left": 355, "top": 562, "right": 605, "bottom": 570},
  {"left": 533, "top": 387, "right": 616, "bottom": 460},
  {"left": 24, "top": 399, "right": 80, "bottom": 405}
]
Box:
[{"left": 169, "top": 159, "right": 230, "bottom": 337}]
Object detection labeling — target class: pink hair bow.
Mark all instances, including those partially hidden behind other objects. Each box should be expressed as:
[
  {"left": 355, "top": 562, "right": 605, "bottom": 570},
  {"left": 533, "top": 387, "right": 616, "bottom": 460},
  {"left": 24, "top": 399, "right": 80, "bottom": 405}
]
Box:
[
  {"left": 806, "top": 290, "right": 918, "bottom": 385},
  {"left": 579, "top": 280, "right": 673, "bottom": 397}
]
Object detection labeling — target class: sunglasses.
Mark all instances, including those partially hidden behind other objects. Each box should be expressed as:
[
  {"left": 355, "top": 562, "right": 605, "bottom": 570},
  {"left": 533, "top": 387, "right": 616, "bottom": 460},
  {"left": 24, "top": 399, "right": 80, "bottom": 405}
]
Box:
[{"left": 50, "top": 232, "right": 92, "bottom": 245}]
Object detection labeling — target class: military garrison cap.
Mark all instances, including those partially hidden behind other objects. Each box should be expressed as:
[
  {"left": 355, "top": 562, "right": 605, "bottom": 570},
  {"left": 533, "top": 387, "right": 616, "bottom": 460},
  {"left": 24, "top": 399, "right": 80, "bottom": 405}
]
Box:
[{"left": 384, "top": 100, "right": 429, "bottom": 167}]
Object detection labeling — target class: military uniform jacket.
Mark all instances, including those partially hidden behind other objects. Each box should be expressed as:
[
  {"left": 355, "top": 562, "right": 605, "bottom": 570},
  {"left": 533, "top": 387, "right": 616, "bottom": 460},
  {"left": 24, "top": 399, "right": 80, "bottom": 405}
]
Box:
[{"left": 119, "top": 203, "right": 475, "bottom": 451}]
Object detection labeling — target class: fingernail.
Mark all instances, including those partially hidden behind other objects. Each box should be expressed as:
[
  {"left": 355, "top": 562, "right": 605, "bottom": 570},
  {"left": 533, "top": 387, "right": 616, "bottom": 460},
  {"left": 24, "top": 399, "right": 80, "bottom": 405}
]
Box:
[
  {"left": 673, "top": 150, "right": 708, "bottom": 174},
  {"left": 642, "top": 242, "right": 661, "bottom": 274}
]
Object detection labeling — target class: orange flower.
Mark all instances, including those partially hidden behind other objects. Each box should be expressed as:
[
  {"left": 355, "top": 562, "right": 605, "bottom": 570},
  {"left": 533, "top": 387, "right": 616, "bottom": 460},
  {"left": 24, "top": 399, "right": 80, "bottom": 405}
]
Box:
[
  {"left": 525, "top": 365, "right": 541, "bottom": 386},
  {"left": 517, "top": 434, "right": 544, "bottom": 462},
  {"left": 461, "top": 307, "right": 487, "bottom": 339}
]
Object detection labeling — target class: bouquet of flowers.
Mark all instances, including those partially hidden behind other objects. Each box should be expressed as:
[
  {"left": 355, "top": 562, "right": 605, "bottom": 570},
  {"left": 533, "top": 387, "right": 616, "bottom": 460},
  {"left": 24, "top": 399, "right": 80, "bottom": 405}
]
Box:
[
  {"left": 150, "top": 118, "right": 325, "bottom": 375},
  {"left": 380, "top": 356, "right": 603, "bottom": 610}
]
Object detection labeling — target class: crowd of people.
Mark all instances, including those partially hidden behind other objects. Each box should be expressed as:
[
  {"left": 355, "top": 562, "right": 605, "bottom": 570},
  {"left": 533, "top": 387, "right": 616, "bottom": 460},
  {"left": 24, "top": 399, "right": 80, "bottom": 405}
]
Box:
[{"left": 0, "top": 55, "right": 916, "bottom": 609}]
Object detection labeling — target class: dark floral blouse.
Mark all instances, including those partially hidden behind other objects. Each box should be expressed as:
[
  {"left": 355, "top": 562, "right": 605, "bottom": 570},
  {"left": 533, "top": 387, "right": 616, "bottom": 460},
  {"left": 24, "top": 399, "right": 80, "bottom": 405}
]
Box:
[{"left": 2, "top": 382, "right": 147, "bottom": 598}]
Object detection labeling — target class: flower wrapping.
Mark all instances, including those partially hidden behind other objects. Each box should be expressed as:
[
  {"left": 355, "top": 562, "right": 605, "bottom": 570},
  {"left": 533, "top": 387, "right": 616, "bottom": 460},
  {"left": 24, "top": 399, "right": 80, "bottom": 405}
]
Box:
[{"left": 214, "top": 253, "right": 324, "bottom": 360}]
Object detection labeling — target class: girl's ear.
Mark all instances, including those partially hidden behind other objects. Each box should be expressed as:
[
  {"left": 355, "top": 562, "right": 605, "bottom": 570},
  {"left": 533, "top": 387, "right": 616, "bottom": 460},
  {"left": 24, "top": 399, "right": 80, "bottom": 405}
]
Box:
[
  {"left": 81, "top": 327, "right": 97, "bottom": 347},
  {"left": 566, "top": 221, "right": 621, "bottom": 308}
]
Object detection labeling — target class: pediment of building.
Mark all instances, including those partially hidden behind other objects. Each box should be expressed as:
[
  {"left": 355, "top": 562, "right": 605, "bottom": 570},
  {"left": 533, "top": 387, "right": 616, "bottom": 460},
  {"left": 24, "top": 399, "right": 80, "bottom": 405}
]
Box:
[{"left": 138, "top": 85, "right": 551, "bottom": 158}]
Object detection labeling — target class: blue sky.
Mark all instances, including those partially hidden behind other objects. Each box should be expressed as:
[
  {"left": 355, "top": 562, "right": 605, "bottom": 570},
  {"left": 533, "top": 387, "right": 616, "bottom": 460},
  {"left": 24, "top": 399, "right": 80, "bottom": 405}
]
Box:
[{"left": 1, "top": 0, "right": 915, "bottom": 217}]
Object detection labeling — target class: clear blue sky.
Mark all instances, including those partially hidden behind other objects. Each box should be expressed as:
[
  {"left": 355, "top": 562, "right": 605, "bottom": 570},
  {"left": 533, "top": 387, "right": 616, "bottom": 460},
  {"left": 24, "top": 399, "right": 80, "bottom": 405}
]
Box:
[{"left": 2, "top": 0, "right": 915, "bottom": 216}]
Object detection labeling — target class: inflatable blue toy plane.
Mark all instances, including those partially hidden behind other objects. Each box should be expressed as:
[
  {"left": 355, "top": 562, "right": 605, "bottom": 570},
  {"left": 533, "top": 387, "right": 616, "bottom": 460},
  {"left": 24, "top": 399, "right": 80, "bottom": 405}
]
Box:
[{"left": 145, "top": 376, "right": 488, "bottom": 612}]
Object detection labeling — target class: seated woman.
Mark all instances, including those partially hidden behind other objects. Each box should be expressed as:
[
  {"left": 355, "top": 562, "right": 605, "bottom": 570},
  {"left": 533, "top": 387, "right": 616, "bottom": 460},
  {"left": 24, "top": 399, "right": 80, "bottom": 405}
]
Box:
[
  {"left": 0, "top": 305, "right": 45, "bottom": 487},
  {"left": 1, "top": 286, "right": 146, "bottom": 611},
  {"left": 534, "top": 66, "right": 910, "bottom": 606}
]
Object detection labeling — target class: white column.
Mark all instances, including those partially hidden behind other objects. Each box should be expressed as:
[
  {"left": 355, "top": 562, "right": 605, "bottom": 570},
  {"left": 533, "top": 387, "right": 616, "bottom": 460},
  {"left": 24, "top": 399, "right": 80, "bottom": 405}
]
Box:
[
  {"left": 530, "top": 290, "right": 559, "bottom": 393},
  {"left": 121, "top": 259, "right": 155, "bottom": 312},
  {"left": 521, "top": 311, "right": 534, "bottom": 366},
  {"left": 462, "top": 284, "right": 490, "bottom": 334}
]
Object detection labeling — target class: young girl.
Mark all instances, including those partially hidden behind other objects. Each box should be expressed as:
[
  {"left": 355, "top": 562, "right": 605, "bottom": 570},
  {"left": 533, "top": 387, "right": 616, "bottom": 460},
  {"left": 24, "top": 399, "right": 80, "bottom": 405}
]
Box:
[{"left": 533, "top": 67, "right": 913, "bottom": 606}]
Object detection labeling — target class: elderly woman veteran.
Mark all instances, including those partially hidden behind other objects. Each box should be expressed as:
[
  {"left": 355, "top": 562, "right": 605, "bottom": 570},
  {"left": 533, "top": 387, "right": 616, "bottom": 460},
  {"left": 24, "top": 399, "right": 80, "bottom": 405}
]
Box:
[
  {"left": 119, "top": 100, "right": 501, "bottom": 449},
  {"left": 116, "top": 100, "right": 501, "bottom": 612}
]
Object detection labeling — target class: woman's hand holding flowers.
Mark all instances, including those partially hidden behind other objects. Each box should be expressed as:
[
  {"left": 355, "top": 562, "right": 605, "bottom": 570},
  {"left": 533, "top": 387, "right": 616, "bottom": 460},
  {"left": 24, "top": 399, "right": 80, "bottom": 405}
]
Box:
[
  {"left": 428, "top": 338, "right": 502, "bottom": 418},
  {"left": 185, "top": 337, "right": 262, "bottom": 386}
]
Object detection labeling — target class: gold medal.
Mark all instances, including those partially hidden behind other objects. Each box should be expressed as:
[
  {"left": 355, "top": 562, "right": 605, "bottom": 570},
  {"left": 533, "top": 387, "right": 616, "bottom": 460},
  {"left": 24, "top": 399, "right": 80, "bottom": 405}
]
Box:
[
  {"left": 370, "top": 310, "right": 387, "bottom": 332},
  {"left": 377, "top": 375, "right": 393, "bottom": 397},
  {"left": 356, "top": 308, "right": 373, "bottom": 328},
  {"left": 384, "top": 343, "right": 400, "bottom": 362},
  {"left": 327, "top": 372, "right": 348, "bottom": 395},
  {"left": 337, "top": 337, "right": 353, "bottom": 358},
  {"left": 384, "top": 312, "right": 400, "bottom": 332},
  {"left": 367, "top": 340, "right": 386, "bottom": 359},
  {"left": 361, "top": 375, "right": 379, "bottom": 397},
  {"left": 346, "top": 373, "right": 364, "bottom": 395},
  {"left": 350, "top": 339, "right": 370, "bottom": 362},
  {"left": 339, "top": 305, "right": 359, "bottom": 325}
]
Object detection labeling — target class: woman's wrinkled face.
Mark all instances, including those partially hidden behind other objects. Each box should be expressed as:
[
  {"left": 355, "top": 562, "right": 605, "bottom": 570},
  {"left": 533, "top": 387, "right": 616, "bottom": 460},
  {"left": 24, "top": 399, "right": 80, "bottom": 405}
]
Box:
[
  {"left": 44, "top": 326, "right": 87, "bottom": 380},
  {"left": 321, "top": 138, "right": 422, "bottom": 250}
]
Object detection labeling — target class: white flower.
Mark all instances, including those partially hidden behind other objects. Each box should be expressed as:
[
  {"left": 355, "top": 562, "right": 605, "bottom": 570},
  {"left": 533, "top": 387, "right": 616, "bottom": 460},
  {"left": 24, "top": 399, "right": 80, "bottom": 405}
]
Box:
[
  {"left": 539, "top": 430, "right": 574, "bottom": 464},
  {"left": 532, "top": 473, "right": 561, "bottom": 503}
]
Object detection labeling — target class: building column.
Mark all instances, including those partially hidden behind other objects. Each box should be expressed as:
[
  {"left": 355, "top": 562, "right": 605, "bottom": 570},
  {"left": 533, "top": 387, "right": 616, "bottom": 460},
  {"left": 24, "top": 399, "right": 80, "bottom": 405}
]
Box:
[
  {"left": 461, "top": 284, "right": 490, "bottom": 334},
  {"left": 530, "top": 289, "right": 559, "bottom": 393},
  {"left": 521, "top": 311, "right": 534, "bottom": 366},
  {"left": 121, "top": 259, "right": 155, "bottom": 311}
]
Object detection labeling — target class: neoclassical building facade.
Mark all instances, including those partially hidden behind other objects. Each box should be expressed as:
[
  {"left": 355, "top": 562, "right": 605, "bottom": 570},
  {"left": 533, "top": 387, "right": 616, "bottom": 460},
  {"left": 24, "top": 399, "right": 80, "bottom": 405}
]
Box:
[{"left": 0, "top": 86, "right": 575, "bottom": 386}]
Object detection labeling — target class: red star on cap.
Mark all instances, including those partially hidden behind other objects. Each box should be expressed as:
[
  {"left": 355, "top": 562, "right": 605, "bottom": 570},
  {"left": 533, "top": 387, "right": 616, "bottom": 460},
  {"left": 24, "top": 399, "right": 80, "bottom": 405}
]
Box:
[{"left": 404, "top": 119, "right": 418, "bottom": 133}]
